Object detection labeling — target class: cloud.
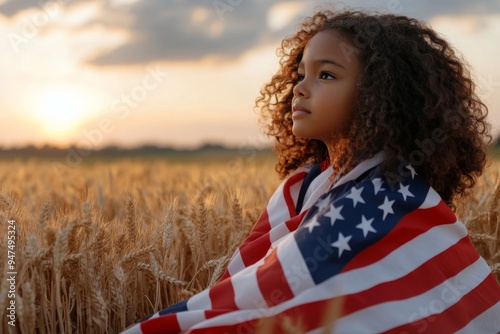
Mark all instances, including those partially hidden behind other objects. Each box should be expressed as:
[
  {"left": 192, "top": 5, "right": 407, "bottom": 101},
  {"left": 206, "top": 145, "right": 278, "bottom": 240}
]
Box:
[
  {"left": 2, "top": 0, "right": 499, "bottom": 66},
  {"left": 89, "top": 0, "right": 299, "bottom": 65},
  {"left": 0, "top": 0, "right": 92, "bottom": 17}
]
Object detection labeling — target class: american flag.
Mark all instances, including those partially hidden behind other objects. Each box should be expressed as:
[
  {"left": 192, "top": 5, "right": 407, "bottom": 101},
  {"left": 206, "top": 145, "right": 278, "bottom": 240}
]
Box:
[{"left": 122, "top": 153, "right": 500, "bottom": 333}]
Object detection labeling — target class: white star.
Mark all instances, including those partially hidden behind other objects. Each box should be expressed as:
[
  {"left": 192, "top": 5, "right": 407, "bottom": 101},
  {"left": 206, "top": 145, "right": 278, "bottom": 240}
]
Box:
[
  {"left": 356, "top": 215, "right": 376, "bottom": 237},
  {"left": 314, "top": 196, "right": 331, "bottom": 213},
  {"left": 331, "top": 232, "right": 352, "bottom": 257},
  {"left": 372, "top": 178, "right": 386, "bottom": 195},
  {"left": 398, "top": 184, "right": 415, "bottom": 201},
  {"left": 406, "top": 165, "right": 417, "bottom": 179},
  {"left": 306, "top": 215, "right": 321, "bottom": 233},
  {"left": 346, "top": 186, "right": 365, "bottom": 208},
  {"left": 323, "top": 205, "right": 344, "bottom": 226},
  {"left": 378, "top": 196, "right": 395, "bottom": 220}
]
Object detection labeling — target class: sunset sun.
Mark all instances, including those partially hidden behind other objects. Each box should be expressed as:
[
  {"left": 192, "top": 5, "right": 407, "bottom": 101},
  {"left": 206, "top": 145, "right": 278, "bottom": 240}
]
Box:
[
  {"left": 32, "top": 87, "right": 103, "bottom": 143},
  {"left": 39, "top": 89, "right": 86, "bottom": 132}
]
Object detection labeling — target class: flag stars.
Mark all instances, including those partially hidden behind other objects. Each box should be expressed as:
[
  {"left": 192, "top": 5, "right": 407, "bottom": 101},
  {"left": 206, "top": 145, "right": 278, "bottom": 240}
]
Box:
[
  {"left": 331, "top": 232, "right": 352, "bottom": 257},
  {"left": 398, "top": 184, "right": 415, "bottom": 201},
  {"left": 356, "top": 215, "right": 376, "bottom": 238},
  {"left": 314, "top": 195, "right": 331, "bottom": 213},
  {"left": 323, "top": 205, "right": 344, "bottom": 226},
  {"left": 372, "top": 178, "right": 385, "bottom": 195},
  {"left": 406, "top": 165, "right": 417, "bottom": 179},
  {"left": 378, "top": 196, "right": 395, "bottom": 220},
  {"left": 346, "top": 186, "right": 365, "bottom": 208},
  {"left": 306, "top": 215, "right": 321, "bottom": 233}
]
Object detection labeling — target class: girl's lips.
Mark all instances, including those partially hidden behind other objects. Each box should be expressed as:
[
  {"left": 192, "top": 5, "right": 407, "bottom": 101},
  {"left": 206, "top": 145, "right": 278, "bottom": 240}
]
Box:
[
  {"left": 292, "top": 102, "right": 311, "bottom": 118},
  {"left": 292, "top": 110, "right": 311, "bottom": 118}
]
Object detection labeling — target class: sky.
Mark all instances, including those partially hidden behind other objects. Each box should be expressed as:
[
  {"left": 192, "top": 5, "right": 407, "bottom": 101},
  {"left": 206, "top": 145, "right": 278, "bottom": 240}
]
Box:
[{"left": 0, "top": 0, "right": 499, "bottom": 149}]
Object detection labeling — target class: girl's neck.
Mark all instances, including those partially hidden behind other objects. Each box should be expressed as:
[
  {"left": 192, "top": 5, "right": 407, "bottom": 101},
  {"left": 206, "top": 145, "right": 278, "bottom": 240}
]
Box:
[{"left": 325, "top": 136, "right": 352, "bottom": 181}]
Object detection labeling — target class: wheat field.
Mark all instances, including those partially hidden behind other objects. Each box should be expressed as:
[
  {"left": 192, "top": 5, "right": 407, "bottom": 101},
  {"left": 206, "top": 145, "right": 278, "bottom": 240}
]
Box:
[{"left": 0, "top": 156, "right": 498, "bottom": 333}]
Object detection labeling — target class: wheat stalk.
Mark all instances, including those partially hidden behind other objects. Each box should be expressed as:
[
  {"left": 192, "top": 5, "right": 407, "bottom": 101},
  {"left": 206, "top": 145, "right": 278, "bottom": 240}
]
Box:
[
  {"left": 126, "top": 194, "right": 137, "bottom": 243},
  {"left": 38, "top": 195, "right": 52, "bottom": 229}
]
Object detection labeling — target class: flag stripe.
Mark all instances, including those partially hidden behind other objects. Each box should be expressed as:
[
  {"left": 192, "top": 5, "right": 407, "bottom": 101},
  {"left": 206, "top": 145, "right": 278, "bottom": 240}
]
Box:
[
  {"left": 256, "top": 248, "right": 295, "bottom": 306},
  {"left": 140, "top": 313, "right": 180, "bottom": 334},
  {"left": 333, "top": 257, "right": 491, "bottom": 333},
  {"left": 283, "top": 171, "right": 307, "bottom": 217},
  {"left": 385, "top": 273, "right": 500, "bottom": 334},
  {"left": 180, "top": 221, "right": 470, "bottom": 332},
  {"left": 187, "top": 288, "right": 211, "bottom": 311},
  {"left": 209, "top": 277, "right": 237, "bottom": 310},
  {"left": 342, "top": 199, "right": 456, "bottom": 272},
  {"left": 225, "top": 249, "right": 244, "bottom": 277},
  {"left": 267, "top": 172, "right": 304, "bottom": 228},
  {"left": 277, "top": 233, "right": 316, "bottom": 296},
  {"left": 239, "top": 233, "right": 272, "bottom": 268},
  {"left": 341, "top": 235, "right": 480, "bottom": 316},
  {"left": 177, "top": 311, "right": 205, "bottom": 331},
  {"left": 284, "top": 211, "right": 308, "bottom": 234},
  {"left": 269, "top": 220, "right": 292, "bottom": 245},
  {"left": 231, "top": 261, "right": 267, "bottom": 309},
  {"left": 455, "top": 300, "right": 500, "bottom": 334},
  {"left": 300, "top": 168, "right": 334, "bottom": 213}
]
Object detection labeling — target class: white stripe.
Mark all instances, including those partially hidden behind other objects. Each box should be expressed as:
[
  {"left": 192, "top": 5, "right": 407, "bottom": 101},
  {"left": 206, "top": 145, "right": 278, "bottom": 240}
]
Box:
[
  {"left": 331, "top": 152, "right": 385, "bottom": 191},
  {"left": 266, "top": 167, "right": 309, "bottom": 228},
  {"left": 266, "top": 183, "right": 290, "bottom": 228},
  {"left": 231, "top": 263, "right": 266, "bottom": 309},
  {"left": 269, "top": 221, "right": 292, "bottom": 245},
  {"left": 333, "top": 257, "right": 491, "bottom": 333},
  {"left": 455, "top": 300, "right": 500, "bottom": 334},
  {"left": 227, "top": 250, "right": 245, "bottom": 276},
  {"left": 301, "top": 168, "right": 334, "bottom": 213},
  {"left": 289, "top": 176, "right": 303, "bottom": 210},
  {"left": 277, "top": 234, "right": 316, "bottom": 296},
  {"left": 320, "top": 221, "right": 468, "bottom": 298},
  {"left": 121, "top": 312, "right": 161, "bottom": 334},
  {"left": 187, "top": 220, "right": 468, "bottom": 329},
  {"left": 187, "top": 286, "right": 212, "bottom": 310},
  {"left": 419, "top": 186, "right": 441, "bottom": 209},
  {"left": 177, "top": 310, "right": 206, "bottom": 331}
]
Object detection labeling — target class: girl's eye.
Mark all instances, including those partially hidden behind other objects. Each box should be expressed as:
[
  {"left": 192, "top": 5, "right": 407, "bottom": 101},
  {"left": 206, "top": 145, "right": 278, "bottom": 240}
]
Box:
[
  {"left": 320, "top": 72, "right": 335, "bottom": 80},
  {"left": 297, "top": 74, "right": 305, "bottom": 81}
]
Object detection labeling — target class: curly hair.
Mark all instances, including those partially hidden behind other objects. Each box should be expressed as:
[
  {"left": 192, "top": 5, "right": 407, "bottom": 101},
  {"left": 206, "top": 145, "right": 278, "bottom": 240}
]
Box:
[{"left": 256, "top": 9, "right": 491, "bottom": 205}]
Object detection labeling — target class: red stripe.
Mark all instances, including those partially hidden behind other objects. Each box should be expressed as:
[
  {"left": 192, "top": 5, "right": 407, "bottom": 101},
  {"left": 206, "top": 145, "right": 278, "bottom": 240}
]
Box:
[
  {"left": 285, "top": 210, "right": 308, "bottom": 232},
  {"left": 342, "top": 236, "right": 480, "bottom": 316},
  {"left": 239, "top": 233, "right": 272, "bottom": 268},
  {"left": 256, "top": 248, "right": 294, "bottom": 306},
  {"left": 283, "top": 172, "right": 307, "bottom": 217},
  {"left": 209, "top": 277, "right": 238, "bottom": 310},
  {"left": 186, "top": 319, "right": 262, "bottom": 334},
  {"left": 343, "top": 200, "right": 456, "bottom": 272},
  {"left": 186, "top": 298, "right": 337, "bottom": 334},
  {"left": 241, "top": 210, "right": 271, "bottom": 246},
  {"left": 185, "top": 236, "right": 489, "bottom": 334},
  {"left": 187, "top": 271, "right": 500, "bottom": 334},
  {"left": 220, "top": 210, "right": 272, "bottom": 280},
  {"left": 385, "top": 274, "right": 500, "bottom": 333},
  {"left": 141, "top": 314, "right": 180, "bottom": 334}
]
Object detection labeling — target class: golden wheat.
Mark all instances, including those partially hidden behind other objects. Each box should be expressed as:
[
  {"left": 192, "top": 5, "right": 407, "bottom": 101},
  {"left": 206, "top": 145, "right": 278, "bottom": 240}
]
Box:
[{"left": 0, "top": 157, "right": 498, "bottom": 333}]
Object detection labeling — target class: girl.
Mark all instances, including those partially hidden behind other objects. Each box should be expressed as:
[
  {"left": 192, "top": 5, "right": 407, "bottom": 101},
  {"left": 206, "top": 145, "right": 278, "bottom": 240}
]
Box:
[{"left": 123, "top": 9, "right": 500, "bottom": 333}]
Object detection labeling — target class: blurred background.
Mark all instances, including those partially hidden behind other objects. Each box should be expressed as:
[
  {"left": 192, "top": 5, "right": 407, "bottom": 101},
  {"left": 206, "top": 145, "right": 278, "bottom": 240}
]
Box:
[{"left": 1, "top": 0, "right": 499, "bottom": 151}]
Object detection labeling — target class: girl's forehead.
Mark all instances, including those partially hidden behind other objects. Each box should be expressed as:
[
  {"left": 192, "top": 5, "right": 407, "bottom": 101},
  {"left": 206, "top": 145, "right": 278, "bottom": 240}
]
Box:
[{"left": 300, "top": 30, "right": 359, "bottom": 70}]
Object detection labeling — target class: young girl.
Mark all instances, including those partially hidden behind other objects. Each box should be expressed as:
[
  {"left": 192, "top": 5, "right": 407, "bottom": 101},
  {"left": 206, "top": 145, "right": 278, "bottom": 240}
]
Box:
[{"left": 123, "top": 9, "right": 500, "bottom": 333}]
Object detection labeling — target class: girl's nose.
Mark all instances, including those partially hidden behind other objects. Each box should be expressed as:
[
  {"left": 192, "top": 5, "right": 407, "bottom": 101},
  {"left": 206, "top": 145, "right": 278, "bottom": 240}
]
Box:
[{"left": 293, "top": 78, "right": 308, "bottom": 98}]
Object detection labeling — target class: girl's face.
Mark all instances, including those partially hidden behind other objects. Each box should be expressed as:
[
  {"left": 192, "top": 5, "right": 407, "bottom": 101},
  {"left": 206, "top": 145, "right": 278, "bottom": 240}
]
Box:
[{"left": 292, "top": 30, "right": 361, "bottom": 144}]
